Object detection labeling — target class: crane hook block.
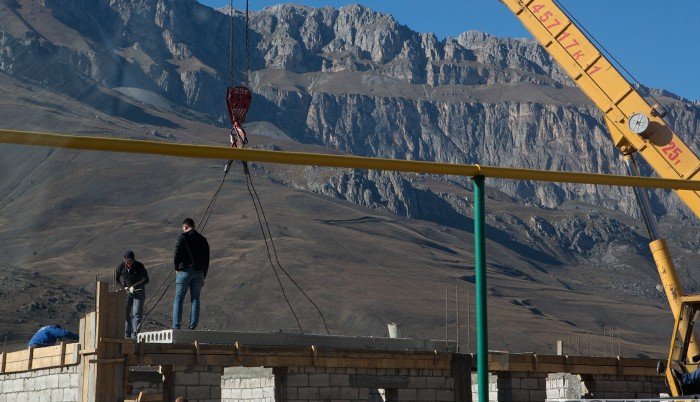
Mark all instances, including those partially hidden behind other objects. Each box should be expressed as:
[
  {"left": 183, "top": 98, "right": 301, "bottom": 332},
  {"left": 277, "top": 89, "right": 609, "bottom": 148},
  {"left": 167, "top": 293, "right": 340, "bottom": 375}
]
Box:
[{"left": 226, "top": 86, "right": 252, "bottom": 125}]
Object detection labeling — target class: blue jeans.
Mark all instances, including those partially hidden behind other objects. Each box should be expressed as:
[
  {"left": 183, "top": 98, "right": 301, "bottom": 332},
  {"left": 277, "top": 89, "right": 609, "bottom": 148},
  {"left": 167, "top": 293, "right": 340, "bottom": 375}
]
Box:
[
  {"left": 172, "top": 269, "right": 204, "bottom": 330},
  {"left": 683, "top": 368, "right": 700, "bottom": 388},
  {"left": 125, "top": 290, "right": 145, "bottom": 338}
]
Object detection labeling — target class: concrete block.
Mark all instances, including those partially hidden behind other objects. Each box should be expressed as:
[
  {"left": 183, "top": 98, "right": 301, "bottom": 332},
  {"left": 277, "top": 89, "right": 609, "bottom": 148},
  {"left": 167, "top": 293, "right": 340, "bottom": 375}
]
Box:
[
  {"left": 186, "top": 385, "right": 211, "bottom": 399},
  {"left": 611, "top": 380, "right": 627, "bottom": 392},
  {"left": 252, "top": 387, "right": 264, "bottom": 398},
  {"left": 319, "top": 387, "right": 341, "bottom": 399},
  {"left": 286, "top": 374, "right": 308, "bottom": 387},
  {"left": 407, "top": 376, "right": 427, "bottom": 388},
  {"left": 210, "top": 386, "right": 221, "bottom": 399},
  {"left": 297, "top": 386, "right": 320, "bottom": 399},
  {"left": 177, "top": 372, "right": 200, "bottom": 386},
  {"left": 500, "top": 388, "right": 530, "bottom": 401},
  {"left": 529, "top": 389, "right": 546, "bottom": 401},
  {"left": 427, "top": 376, "right": 446, "bottom": 388},
  {"left": 436, "top": 389, "right": 455, "bottom": 401},
  {"left": 230, "top": 388, "right": 242, "bottom": 398},
  {"left": 241, "top": 388, "right": 252, "bottom": 398},
  {"left": 51, "top": 388, "right": 63, "bottom": 400},
  {"left": 339, "top": 386, "right": 359, "bottom": 399},
  {"left": 417, "top": 388, "right": 437, "bottom": 400},
  {"left": 521, "top": 377, "right": 539, "bottom": 390},
  {"left": 285, "top": 387, "right": 297, "bottom": 399},
  {"left": 330, "top": 374, "right": 350, "bottom": 387},
  {"left": 397, "top": 388, "right": 417, "bottom": 400},
  {"left": 63, "top": 387, "right": 78, "bottom": 401},
  {"left": 199, "top": 372, "right": 221, "bottom": 386},
  {"left": 46, "top": 375, "right": 59, "bottom": 390}
]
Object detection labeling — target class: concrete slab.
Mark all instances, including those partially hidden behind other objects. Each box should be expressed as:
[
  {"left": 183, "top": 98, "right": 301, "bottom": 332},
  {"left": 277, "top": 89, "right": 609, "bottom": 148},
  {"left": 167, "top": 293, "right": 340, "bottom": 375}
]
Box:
[{"left": 137, "top": 330, "right": 438, "bottom": 351}]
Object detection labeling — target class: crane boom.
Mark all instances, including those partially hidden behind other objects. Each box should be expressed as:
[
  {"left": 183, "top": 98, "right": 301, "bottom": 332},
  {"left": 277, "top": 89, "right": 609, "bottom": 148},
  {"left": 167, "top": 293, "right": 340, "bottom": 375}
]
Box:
[
  {"left": 501, "top": 0, "right": 700, "bottom": 216},
  {"left": 500, "top": 2, "right": 700, "bottom": 393}
]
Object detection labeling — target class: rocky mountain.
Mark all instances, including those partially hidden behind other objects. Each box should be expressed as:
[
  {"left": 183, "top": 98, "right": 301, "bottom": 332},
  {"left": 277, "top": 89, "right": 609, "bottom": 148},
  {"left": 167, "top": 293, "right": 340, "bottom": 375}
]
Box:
[{"left": 1, "top": 0, "right": 700, "bottom": 355}]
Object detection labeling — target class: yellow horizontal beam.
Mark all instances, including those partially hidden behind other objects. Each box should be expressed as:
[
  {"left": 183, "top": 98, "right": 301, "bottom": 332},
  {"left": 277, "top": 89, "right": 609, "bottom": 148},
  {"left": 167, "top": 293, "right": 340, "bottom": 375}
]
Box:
[{"left": 3, "top": 128, "right": 700, "bottom": 191}]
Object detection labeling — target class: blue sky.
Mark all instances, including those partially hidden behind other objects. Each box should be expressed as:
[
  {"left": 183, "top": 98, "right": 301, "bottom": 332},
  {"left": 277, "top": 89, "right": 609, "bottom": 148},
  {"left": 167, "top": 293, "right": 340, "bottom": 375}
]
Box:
[{"left": 199, "top": 0, "right": 700, "bottom": 101}]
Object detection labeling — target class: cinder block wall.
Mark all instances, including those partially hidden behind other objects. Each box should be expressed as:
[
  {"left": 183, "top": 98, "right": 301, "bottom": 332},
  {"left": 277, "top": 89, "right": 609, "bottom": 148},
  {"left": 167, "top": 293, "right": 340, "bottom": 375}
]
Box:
[
  {"left": 0, "top": 365, "right": 80, "bottom": 401},
  {"left": 281, "top": 366, "right": 457, "bottom": 401},
  {"left": 579, "top": 373, "right": 666, "bottom": 399},
  {"left": 170, "top": 364, "right": 225, "bottom": 402},
  {"left": 221, "top": 367, "right": 276, "bottom": 402}
]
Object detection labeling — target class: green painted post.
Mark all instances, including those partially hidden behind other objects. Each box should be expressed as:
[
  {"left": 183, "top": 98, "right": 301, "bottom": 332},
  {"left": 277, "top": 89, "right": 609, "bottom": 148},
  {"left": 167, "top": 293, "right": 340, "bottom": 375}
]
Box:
[{"left": 473, "top": 175, "right": 488, "bottom": 402}]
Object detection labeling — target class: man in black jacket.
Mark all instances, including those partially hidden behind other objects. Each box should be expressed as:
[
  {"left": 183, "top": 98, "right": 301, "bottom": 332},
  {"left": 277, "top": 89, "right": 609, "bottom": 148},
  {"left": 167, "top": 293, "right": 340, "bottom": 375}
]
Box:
[
  {"left": 114, "top": 250, "right": 149, "bottom": 338},
  {"left": 172, "top": 218, "right": 210, "bottom": 330}
]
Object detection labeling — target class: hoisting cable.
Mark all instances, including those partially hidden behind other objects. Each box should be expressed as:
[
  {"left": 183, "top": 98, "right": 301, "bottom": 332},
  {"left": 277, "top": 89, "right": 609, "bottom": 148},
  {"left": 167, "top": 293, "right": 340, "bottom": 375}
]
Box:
[
  {"left": 244, "top": 172, "right": 331, "bottom": 334},
  {"left": 245, "top": 0, "right": 250, "bottom": 87}
]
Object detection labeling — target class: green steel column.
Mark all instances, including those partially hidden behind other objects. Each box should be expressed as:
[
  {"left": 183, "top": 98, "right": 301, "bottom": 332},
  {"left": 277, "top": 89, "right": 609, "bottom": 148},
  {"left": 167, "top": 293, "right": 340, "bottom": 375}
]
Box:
[{"left": 473, "top": 175, "right": 488, "bottom": 402}]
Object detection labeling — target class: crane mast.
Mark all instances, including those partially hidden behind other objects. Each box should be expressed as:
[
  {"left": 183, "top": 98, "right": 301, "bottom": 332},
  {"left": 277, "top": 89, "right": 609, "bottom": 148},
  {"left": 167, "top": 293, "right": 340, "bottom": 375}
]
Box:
[{"left": 500, "top": 0, "right": 700, "bottom": 366}]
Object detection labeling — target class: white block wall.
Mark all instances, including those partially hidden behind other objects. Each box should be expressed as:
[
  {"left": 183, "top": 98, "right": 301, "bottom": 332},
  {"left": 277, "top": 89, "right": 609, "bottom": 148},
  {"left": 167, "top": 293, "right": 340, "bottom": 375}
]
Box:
[
  {"left": 0, "top": 365, "right": 80, "bottom": 402},
  {"left": 221, "top": 373, "right": 275, "bottom": 402}
]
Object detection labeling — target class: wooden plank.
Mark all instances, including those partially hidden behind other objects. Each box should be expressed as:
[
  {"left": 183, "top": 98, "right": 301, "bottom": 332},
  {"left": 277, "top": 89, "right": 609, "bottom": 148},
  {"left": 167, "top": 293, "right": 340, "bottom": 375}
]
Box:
[
  {"left": 32, "top": 344, "right": 64, "bottom": 359},
  {"left": 60, "top": 341, "right": 66, "bottom": 366},
  {"left": 26, "top": 346, "right": 34, "bottom": 370}
]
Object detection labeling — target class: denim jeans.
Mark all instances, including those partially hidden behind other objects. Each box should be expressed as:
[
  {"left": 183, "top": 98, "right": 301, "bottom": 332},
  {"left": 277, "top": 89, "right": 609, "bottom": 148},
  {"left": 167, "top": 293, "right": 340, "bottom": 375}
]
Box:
[
  {"left": 125, "top": 290, "right": 145, "bottom": 338},
  {"left": 683, "top": 367, "right": 700, "bottom": 389},
  {"left": 172, "top": 269, "right": 204, "bottom": 330}
]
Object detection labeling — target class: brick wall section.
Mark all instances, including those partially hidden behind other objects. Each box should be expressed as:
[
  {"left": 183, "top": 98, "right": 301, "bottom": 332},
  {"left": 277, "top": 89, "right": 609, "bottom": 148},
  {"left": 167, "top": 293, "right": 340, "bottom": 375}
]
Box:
[
  {"left": 170, "top": 364, "right": 224, "bottom": 402},
  {"left": 282, "top": 366, "right": 457, "bottom": 402},
  {"left": 221, "top": 367, "right": 276, "bottom": 402},
  {"left": 0, "top": 364, "right": 80, "bottom": 401},
  {"left": 579, "top": 373, "right": 666, "bottom": 399}
]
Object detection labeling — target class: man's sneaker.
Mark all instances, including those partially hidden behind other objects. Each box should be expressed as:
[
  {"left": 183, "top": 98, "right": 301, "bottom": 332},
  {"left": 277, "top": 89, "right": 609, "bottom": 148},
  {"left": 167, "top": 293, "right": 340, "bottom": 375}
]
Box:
[{"left": 189, "top": 326, "right": 197, "bottom": 331}]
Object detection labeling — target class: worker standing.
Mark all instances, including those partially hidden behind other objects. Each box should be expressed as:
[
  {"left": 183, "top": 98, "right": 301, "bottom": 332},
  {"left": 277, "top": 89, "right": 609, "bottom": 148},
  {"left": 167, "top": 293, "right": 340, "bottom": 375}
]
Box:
[
  {"left": 172, "top": 218, "right": 210, "bottom": 330},
  {"left": 114, "top": 250, "right": 149, "bottom": 338}
]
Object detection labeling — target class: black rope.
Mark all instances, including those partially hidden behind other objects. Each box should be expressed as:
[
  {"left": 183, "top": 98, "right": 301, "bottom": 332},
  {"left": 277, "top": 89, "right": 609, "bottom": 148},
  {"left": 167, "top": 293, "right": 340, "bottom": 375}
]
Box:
[
  {"left": 245, "top": 170, "right": 331, "bottom": 335},
  {"left": 227, "top": 0, "right": 234, "bottom": 87},
  {"left": 244, "top": 167, "right": 304, "bottom": 333},
  {"left": 199, "top": 171, "right": 229, "bottom": 234},
  {"left": 245, "top": 0, "right": 250, "bottom": 87}
]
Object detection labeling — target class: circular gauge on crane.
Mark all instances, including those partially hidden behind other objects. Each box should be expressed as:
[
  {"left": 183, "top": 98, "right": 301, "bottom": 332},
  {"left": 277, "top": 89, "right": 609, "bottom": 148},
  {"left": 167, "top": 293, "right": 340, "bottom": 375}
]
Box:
[{"left": 628, "top": 113, "right": 650, "bottom": 135}]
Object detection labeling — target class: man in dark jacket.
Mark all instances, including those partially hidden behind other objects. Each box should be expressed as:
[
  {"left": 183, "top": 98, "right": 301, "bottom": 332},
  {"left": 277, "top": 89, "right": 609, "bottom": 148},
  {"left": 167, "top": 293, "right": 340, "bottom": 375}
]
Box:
[
  {"left": 172, "top": 218, "right": 210, "bottom": 330},
  {"left": 28, "top": 325, "right": 79, "bottom": 347},
  {"left": 115, "top": 250, "right": 149, "bottom": 338}
]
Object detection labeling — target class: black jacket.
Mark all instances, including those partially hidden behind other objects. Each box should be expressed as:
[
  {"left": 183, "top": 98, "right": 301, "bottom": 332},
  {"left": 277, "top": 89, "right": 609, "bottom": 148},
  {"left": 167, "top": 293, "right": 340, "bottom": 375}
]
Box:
[
  {"left": 114, "top": 260, "right": 149, "bottom": 289},
  {"left": 174, "top": 230, "right": 210, "bottom": 278}
]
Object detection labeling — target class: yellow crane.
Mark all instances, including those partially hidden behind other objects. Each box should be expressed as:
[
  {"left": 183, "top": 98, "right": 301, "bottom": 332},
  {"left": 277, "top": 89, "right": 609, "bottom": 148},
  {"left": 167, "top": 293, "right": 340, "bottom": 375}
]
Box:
[{"left": 500, "top": 0, "right": 699, "bottom": 395}]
